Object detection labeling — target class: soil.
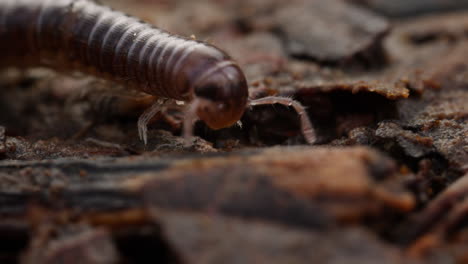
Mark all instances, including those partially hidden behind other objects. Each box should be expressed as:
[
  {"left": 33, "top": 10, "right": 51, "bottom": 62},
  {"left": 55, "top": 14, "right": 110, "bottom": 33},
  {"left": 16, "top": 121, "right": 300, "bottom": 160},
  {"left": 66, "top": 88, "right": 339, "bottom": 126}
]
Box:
[{"left": 0, "top": 0, "right": 467, "bottom": 263}]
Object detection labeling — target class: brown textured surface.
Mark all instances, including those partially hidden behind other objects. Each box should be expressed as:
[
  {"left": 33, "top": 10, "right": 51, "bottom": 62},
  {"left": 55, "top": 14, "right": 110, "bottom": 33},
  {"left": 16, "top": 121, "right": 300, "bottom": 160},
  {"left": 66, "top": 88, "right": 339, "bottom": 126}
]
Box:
[
  {"left": 22, "top": 226, "right": 118, "bottom": 264},
  {"left": 0, "top": 0, "right": 467, "bottom": 263},
  {"left": 351, "top": 0, "right": 468, "bottom": 17},
  {"left": 157, "top": 210, "right": 417, "bottom": 264},
  {"left": 140, "top": 147, "right": 414, "bottom": 226}
]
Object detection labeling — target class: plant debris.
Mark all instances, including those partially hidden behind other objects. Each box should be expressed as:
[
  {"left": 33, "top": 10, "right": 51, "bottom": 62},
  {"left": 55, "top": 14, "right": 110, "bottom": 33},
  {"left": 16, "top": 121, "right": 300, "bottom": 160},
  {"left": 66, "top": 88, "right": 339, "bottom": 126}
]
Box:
[{"left": 0, "top": 0, "right": 467, "bottom": 263}]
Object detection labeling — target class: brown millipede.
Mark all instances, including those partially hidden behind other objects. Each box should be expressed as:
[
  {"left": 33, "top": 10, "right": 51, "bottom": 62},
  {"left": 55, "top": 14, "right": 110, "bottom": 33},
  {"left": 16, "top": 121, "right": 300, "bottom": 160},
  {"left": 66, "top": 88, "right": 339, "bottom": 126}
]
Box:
[{"left": 0, "top": 0, "right": 316, "bottom": 144}]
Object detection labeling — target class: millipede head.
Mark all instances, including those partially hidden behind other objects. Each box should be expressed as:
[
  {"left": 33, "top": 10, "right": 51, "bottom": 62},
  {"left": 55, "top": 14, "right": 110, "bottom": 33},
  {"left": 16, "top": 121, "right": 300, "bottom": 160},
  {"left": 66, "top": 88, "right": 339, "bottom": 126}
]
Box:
[{"left": 192, "top": 61, "right": 249, "bottom": 129}]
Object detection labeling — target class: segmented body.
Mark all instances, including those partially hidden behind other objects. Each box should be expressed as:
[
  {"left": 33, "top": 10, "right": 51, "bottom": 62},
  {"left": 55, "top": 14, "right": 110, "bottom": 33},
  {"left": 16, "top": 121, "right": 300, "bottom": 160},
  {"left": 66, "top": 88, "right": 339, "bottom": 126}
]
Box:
[{"left": 0, "top": 0, "right": 233, "bottom": 101}]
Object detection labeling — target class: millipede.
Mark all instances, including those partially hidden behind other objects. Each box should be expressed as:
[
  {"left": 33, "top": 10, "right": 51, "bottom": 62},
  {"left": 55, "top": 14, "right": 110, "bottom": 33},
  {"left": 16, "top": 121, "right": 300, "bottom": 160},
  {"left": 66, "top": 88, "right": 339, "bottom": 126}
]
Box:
[{"left": 0, "top": 0, "right": 316, "bottom": 144}]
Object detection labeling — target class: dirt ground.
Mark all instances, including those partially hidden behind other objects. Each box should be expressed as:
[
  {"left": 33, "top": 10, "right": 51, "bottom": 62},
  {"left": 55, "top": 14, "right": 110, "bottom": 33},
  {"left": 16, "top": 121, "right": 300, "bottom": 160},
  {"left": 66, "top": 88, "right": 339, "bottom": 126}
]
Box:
[{"left": 0, "top": 0, "right": 467, "bottom": 263}]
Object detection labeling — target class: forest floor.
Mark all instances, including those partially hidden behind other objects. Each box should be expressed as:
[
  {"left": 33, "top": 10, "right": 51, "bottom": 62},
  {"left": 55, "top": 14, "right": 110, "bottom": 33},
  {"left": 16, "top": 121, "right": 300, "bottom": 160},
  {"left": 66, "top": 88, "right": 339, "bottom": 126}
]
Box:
[{"left": 0, "top": 0, "right": 467, "bottom": 263}]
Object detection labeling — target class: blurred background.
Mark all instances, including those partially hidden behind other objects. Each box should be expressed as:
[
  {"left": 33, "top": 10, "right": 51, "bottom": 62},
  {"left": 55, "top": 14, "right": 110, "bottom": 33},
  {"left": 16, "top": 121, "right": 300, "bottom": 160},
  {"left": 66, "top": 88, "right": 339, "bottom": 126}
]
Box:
[{"left": 0, "top": 1, "right": 467, "bottom": 264}]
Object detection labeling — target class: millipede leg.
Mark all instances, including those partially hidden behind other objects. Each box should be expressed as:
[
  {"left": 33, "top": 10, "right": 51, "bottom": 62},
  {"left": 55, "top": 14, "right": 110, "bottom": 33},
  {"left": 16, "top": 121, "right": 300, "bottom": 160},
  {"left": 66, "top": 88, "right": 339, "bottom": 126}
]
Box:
[
  {"left": 160, "top": 112, "right": 183, "bottom": 131},
  {"left": 138, "top": 98, "right": 169, "bottom": 145},
  {"left": 248, "top": 96, "right": 316, "bottom": 144},
  {"left": 182, "top": 99, "right": 201, "bottom": 146}
]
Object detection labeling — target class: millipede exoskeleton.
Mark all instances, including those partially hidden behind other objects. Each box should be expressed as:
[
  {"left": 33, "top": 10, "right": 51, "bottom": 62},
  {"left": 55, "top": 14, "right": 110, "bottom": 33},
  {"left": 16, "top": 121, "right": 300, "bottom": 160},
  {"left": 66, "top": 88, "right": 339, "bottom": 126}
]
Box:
[{"left": 0, "top": 0, "right": 316, "bottom": 144}]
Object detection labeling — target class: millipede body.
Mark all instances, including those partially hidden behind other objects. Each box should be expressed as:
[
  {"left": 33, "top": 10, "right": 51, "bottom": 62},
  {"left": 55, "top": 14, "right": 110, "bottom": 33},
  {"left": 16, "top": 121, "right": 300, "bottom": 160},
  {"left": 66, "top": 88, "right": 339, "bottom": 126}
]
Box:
[{"left": 0, "top": 0, "right": 316, "bottom": 144}]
